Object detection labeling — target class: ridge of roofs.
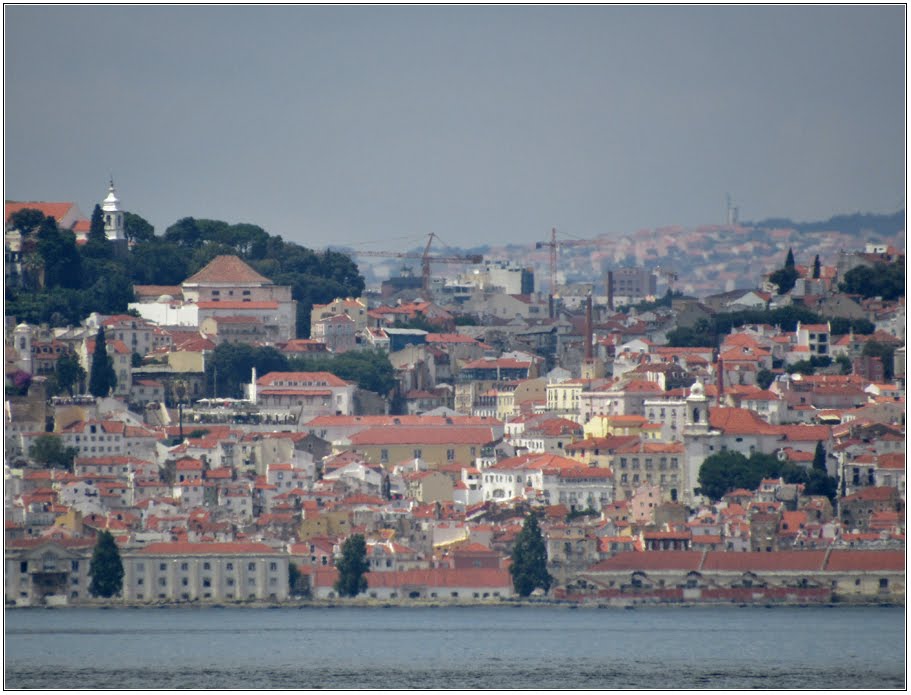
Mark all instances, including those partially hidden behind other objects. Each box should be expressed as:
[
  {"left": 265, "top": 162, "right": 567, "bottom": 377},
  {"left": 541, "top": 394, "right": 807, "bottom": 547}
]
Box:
[
  {"left": 349, "top": 426, "right": 498, "bottom": 446},
  {"left": 137, "top": 541, "right": 280, "bottom": 555}
]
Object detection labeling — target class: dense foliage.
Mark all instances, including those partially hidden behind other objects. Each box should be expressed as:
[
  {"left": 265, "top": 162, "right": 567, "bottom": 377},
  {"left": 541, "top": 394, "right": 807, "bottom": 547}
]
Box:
[
  {"left": 5, "top": 209, "right": 365, "bottom": 336},
  {"left": 204, "top": 344, "right": 396, "bottom": 398},
  {"left": 862, "top": 341, "right": 897, "bottom": 380},
  {"left": 750, "top": 210, "right": 904, "bottom": 237},
  {"left": 333, "top": 534, "right": 369, "bottom": 598},
  {"left": 839, "top": 258, "right": 905, "bottom": 301},
  {"left": 28, "top": 434, "right": 78, "bottom": 472},
  {"left": 89, "top": 530, "right": 124, "bottom": 598},
  {"left": 697, "top": 450, "right": 838, "bottom": 503},
  {"left": 665, "top": 304, "right": 870, "bottom": 350},
  {"left": 509, "top": 514, "right": 552, "bottom": 597}
]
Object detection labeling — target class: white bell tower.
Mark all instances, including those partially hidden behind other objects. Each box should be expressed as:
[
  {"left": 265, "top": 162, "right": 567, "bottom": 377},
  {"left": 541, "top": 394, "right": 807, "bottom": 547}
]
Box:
[{"left": 102, "top": 178, "right": 125, "bottom": 242}]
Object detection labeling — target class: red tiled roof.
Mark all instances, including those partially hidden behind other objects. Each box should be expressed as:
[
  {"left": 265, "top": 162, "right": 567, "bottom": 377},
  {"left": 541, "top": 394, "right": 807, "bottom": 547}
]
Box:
[
  {"left": 133, "top": 285, "right": 183, "bottom": 297},
  {"left": 5, "top": 201, "right": 81, "bottom": 225},
  {"left": 349, "top": 426, "right": 498, "bottom": 446},
  {"left": 183, "top": 255, "right": 272, "bottom": 285},
  {"left": 257, "top": 371, "right": 351, "bottom": 387},
  {"left": 197, "top": 301, "right": 279, "bottom": 310},
  {"left": 588, "top": 551, "right": 703, "bottom": 572},
  {"left": 138, "top": 542, "right": 280, "bottom": 555},
  {"left": 824, "top": 550, "right": 904, "bottom": 572}
]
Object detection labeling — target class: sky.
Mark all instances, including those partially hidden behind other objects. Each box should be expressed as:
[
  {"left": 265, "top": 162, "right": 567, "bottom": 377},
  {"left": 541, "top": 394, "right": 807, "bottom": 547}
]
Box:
[{"left": 4, "top": 5, "right": 906, "bottom": 253}]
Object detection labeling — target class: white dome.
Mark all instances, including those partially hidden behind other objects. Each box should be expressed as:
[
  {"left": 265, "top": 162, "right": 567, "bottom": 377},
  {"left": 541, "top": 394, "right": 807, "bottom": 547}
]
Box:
[
  {"left": 102, "top": 181, "right": 121, "bottom": 212},
  {"left": 689, "top": 379, "right": 705, "bottom": 398}
]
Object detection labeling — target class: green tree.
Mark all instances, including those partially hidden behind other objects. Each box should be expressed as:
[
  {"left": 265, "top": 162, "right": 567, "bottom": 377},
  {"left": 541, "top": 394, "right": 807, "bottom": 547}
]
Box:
[
  {"left": 756, "top": 368, "right": 775, "bottom": 390},
  {"left": 768, "top": 248, "right": 799, "bottom": 295},
  {"left": 812, "top": 255, "right": 821, "bottom": 279},
  {"left": 333, "top": 534, "right": 369, "bottom": 597},
  {"left": 862, "top": 341, "right": 896, "bottom": 380},
  {"left": 163, "top": 216, "right": 202, "bottom": 248},
  {"left": 812, "top": 441, "right": 827, "bottom": 473},
  {"left": 509, "top": 514, "right": 552, "bottom": 597},
  {"left": 88, "top": 530, "right": 124, "bottom": 598},
  {"left": 28, "top": 434, "right": 77, "bottom": 471},
  {"left": 839, "top": 257, "right": 905, "bottom": 301},
  {"left": 7, "top": 207, "right": 46, "bottom": 235},
  {"left": 56, "top": 353, "right": 86, "bottom": 397},
  {"left": 835, "top": 354, "right": 853, "bottom": 375},
  {"left": 89, "top": 327, "right": 118, "bottom": 397},
  {"left": 696, "top": 451, "right": 781, "bottom": 502},
  {"left": 289, "top": 562, "right": 301, "bottom": 595},
  {"left": 89, "top": 204, "right": 106, "bottom": 241},
  {"left": 36, "top": 216, "right": 82, "bottom": 289},
  {"left": 123, "top": 211, "right": 155, "bottom": 244},
  {"left": 288, "top": 349, "right": 397, "bottom": 395}
]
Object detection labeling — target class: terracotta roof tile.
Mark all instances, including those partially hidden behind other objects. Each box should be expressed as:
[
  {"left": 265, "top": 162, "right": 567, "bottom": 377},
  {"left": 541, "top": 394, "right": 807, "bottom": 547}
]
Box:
[{"left": 183, "top": 255, "right": 272, "bottom": 285}]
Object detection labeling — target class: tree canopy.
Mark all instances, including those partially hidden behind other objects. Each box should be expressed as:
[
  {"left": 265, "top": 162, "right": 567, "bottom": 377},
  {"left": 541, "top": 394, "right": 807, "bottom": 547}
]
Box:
[
  {"left": 204, "top": 343, "right": 396, "bottom": 399},
  {"left": 28, "top": 434, "right": 77, "bottom": 472},
  {"left": 6, "top": 210, "right": 365, "bottom": 335},
  {"left": 697, "top": 450, "right": 838, "bottom": 503},
  {"left": 89, "top": 530, "right": 124, "bottom": 598},
  {"left": 509, "top": 513, "right": 552, "bottom": 597},
  {"left": 839, "top": 258, "right": 905, "bottom": 301},
  {"left": 333, "top": 533, "right": 369, "bottom": 598}
]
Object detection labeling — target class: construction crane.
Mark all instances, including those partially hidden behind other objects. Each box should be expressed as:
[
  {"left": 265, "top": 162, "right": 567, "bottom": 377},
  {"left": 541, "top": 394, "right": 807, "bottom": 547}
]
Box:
[
  {"left": 352, "top": 233, "right": 483, "bottom": 293},
  {"left": 535, "top": 227, "right": 560, "bottom": 296}
]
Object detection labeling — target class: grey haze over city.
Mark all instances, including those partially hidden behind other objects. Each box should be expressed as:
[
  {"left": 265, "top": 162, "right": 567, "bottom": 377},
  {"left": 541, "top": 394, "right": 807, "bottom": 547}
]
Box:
[{"left": 4, "top": 5, "right": 905, "bottom": 252}]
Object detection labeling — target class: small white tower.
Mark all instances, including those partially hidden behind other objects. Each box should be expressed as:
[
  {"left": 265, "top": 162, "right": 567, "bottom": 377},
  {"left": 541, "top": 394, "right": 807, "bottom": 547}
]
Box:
[
  {"left": 13, "top": 323, "right": 33, "bottom": 375},
  {"left": 685, "top": 377, "right": 708, "bottom": 432},
  {"left": 102, "top": 178, "right": 125, "bottom": 242}
]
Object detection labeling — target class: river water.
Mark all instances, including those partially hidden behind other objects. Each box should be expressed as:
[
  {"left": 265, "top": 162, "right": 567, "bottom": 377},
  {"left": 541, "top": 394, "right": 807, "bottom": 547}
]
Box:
[{"left": 4, "top": 605, "right": 905, "bottom": 689}]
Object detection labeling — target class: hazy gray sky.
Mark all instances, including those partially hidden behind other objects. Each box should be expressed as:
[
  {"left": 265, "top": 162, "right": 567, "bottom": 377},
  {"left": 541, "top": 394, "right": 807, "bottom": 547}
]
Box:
[{"left": 4, "top": 5, "right": 905, "bottom": 251}]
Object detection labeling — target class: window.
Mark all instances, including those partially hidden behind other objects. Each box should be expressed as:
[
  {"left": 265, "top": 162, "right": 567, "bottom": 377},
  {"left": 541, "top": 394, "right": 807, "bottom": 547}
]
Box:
[
  {"left": 248, "top": 562, "right": 255, "bottom": 571},
  {"left": 159, "top": 578, "right": 167, "bottom": 586},
  {"left": 413, "top": 449, "right": 422, "bottom": 459},
  {"left": 203, "top": 562, "right": 210, "bottom": 571},
  {"left": 20, "top": 561, "right": 27, "bottom": 573},
  {"left": 180, "top": 562, "right": 189, "bottom": 571},
  {"left": 269, "top": 562, "right": 277, "bottom": 571},
  {"left": 159, "top": 563, "right": 167, "bottom": 571},
  {"left": 447, "top": 449, "right": 455, "bottom": 461},
  {"left": 226, "top": 563, "right": 234, "bottom": 571}
]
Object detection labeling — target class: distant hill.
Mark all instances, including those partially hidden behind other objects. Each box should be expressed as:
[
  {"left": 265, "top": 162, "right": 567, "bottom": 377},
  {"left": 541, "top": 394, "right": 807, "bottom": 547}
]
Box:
[{"left": 746, "top": 210, "right": 904, "bottom": 238}]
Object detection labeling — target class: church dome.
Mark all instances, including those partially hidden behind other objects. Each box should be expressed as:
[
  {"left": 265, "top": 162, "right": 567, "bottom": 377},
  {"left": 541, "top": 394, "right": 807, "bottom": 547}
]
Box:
[{"left": 688, "top": 379, "right": 705, "bottom": 398}]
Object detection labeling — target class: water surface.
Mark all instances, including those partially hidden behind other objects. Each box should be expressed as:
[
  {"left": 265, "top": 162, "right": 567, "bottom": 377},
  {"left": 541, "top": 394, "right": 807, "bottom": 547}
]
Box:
[{"left": 5, "top": 605, "right": 905, "bottom": 689}]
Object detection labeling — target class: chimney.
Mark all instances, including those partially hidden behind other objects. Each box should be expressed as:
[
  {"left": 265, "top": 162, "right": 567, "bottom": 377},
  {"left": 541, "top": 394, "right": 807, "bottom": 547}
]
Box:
[
  {"left": 607, "top": 271, "right": 615, "bottom": 311},
  {"left": 584, "top": 294, "right": 593, "bottom": 362}
]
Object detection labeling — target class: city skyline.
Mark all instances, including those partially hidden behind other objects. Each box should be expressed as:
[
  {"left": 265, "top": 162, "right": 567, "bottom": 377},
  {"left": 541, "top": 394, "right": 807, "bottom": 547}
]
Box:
[{"left": 5, "top": 5, "right": 905, "bottom": 251}]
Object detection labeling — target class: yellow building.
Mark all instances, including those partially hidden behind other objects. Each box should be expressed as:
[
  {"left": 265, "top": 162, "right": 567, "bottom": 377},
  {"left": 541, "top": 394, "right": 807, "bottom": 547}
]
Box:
[
  {"left": 345, "top": 425, "right": 500, "bottom": 469},
  {"left": 583, "top": 414, "right": 648, "bottom": 438}
]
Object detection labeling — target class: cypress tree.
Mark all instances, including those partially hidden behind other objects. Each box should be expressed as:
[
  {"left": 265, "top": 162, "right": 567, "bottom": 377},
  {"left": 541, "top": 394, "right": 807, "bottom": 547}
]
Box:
[
  {"left": 89, "top": 530, "right": 124, "bottom": 598},
  {"left": 812, "top": 441, "right": 827, "bottom": 473},
  {"left": 785, "top": 247, "right": 795, "bottom": 269},
  {"left": 812, "top": 255, "right": 821, "bottom": 279},
  {"left": 333, "top": 534, "right": 369, "bottom": 597},
  {"left": 88, "top": 327, "right": 117, "bottom": 397},
  {"left": 89, "top": 203, "right": 106, "bottom": 243},
  {"left": 509, "top": 513, "right": 552, "bottom": 597}
]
